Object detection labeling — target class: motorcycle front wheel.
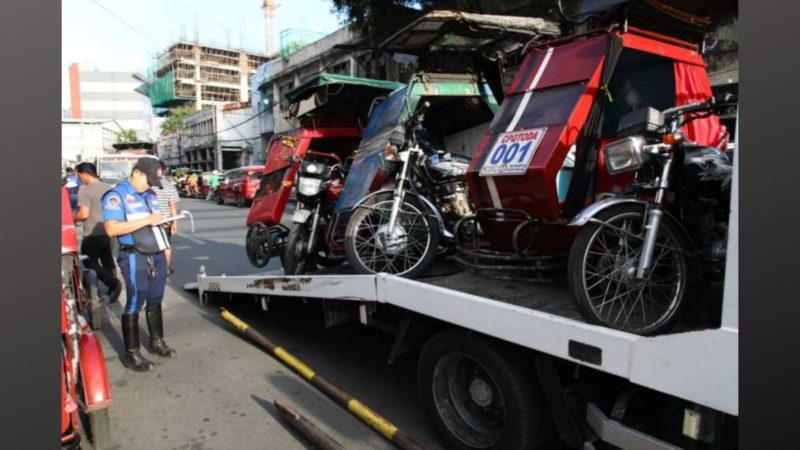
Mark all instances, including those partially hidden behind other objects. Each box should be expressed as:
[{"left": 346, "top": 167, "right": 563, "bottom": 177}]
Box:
[
  {"left": 284, "top": 222, "right": 317, "bottom": 275},
  {"left": 567, "top": 204, "right": 692, "bottom": 335},
  {"left": 344, "top": 197, "right": 439, "bottom": 278}
]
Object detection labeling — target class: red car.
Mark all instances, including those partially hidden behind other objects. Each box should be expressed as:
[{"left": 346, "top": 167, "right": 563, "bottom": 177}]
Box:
[{"left": 215, "top": 166, "right": 265, "bottom": 207}]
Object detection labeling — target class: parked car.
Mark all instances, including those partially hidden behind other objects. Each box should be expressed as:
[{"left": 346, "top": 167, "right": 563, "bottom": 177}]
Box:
[{"left": 216, "top": 166, "right": 266, "bottom": 207}]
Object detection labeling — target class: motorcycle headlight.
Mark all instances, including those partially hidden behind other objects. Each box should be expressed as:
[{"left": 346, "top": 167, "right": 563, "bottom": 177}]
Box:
[
  {"left": 297, "top": 177, "right": 323, "bottom": 196},
  {"left": 603, "top": 136, "right": 647, "bottom": 175},
  {"left": 301, "top": 161, "right": 326, "bottom": 176}
]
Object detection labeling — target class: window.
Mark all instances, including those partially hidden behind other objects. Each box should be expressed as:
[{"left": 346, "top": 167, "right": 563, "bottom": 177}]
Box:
[
  {"left": 328, "top": 60, "right": 351, "bottom": 76},
  {"left": 278, "top": 81, "right": 294, "bottom": 111}
]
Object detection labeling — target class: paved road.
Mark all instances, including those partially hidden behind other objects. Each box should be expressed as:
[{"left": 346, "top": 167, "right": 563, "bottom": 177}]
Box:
[{"left": 96, "top": 198, "right": 445, "bottom": 450}]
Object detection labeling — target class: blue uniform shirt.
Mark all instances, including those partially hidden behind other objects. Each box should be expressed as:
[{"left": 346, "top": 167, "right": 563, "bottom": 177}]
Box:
[{"left": 102, "top": 180, "right": 159, "bottom": 246}]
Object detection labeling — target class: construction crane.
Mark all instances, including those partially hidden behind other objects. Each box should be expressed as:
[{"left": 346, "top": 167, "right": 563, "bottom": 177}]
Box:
[{"left": 262, "top": 0, "right": 278, "bottom": 56}]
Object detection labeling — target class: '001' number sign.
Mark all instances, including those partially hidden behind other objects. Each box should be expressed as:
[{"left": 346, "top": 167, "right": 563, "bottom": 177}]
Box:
[{"left": 479, "top": 128, "right": 547, "bottom": 176}]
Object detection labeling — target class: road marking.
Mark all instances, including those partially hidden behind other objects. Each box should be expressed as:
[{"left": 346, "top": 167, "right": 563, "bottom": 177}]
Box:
[
  {"left": 193, "top": 256, "right": 211, "bottom": 260},
  {"left": 172, "top": 245, "right": 191, "bottom": 250},
  {"left": 176, "top": 234, "right": 205, "bottom": 245}
]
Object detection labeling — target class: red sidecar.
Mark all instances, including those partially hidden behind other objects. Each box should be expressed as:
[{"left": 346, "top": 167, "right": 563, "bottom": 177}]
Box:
[
  {"left": 460, "top": 24, "right": 723, "bottom": 274},
  {"left": 61, "top": 187, "right": 112, "bottom": 449}
]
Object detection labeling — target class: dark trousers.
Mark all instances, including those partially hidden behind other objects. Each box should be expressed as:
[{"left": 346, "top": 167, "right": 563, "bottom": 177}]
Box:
[
  {"left": 117, "top": 250, "right": 167, "bottom": 315},
  {"left": 81, "top": 235, "right": 119, "bottom": 292}
]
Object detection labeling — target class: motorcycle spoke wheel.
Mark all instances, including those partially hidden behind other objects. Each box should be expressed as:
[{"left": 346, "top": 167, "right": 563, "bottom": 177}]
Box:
[
  {"left": 349, "top": 200, "right": 433, "bottom": 276},
  {"left": 573, "top": 209, "right": 687, "bottom": 334}
]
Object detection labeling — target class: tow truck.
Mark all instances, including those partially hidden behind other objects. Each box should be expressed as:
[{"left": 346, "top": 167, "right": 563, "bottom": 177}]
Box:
[{"left": 186, "top": 119, "right": 738, "bottom": 449}]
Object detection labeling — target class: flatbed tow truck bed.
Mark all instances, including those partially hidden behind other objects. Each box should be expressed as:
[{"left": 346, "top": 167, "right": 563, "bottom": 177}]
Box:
[
  {"left": 186, "top": 149, "right": 739, "bottom": 449},
  {"left": 188, "top": 261, "right": 737, "bottom": 415}
]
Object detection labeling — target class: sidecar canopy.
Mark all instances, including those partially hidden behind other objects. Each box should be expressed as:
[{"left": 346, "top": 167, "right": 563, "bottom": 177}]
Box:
[{"left": 284, "top": 73, "right": 404, "bottom": 121}]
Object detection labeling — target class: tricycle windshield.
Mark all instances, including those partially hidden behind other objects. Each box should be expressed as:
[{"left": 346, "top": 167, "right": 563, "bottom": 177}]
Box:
[{"left": 362, "top": 87, "right": 408, "bottom": 142}]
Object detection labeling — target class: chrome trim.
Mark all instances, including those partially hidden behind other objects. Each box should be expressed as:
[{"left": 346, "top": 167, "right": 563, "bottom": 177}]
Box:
[{"left": 568, "top": 197, "right": 647, "bottom": 227}]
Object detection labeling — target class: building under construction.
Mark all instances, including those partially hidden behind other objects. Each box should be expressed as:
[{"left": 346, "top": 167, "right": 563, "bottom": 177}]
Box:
[{"left": 139, "top": 41, "right": 271, "bottom": 115}]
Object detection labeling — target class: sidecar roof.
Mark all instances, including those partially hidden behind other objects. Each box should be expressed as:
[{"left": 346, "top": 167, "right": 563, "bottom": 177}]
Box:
[
  {"left": 285, "top": 73, "right": 404, "bottom": 121},
  {"left": 380, "top": 10, "right": 561, "bottom": 58}
]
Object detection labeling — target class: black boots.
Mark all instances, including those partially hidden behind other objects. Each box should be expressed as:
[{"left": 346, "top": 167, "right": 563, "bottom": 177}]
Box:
[
  {"left": 146, "top": 305, "right": 176, "bottom": 358},
  {"left": 121, "top": 314, "right": 154, "bottom": 372}
]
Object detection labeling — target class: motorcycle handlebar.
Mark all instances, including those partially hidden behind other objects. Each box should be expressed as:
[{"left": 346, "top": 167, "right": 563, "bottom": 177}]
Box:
[{"left": 662, "top": 93, "right": 738, "bottom": 120}]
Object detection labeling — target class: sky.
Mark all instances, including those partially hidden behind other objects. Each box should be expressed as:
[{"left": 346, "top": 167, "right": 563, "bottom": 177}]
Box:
[{"left": 62, "top": 0, "right": 345, "bottom": 110}]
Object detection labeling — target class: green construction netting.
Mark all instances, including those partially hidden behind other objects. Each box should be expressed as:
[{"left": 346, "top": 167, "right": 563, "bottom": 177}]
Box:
[
  {"left": 148, "top": 72, "right": 176, "bottom": 106},
  {"left": 279, "top": 29, "right": 326, "bottom": 58}
]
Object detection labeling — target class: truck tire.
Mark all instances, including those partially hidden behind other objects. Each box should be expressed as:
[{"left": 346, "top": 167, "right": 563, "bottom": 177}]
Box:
[{"left": 417, "top": 329, "right": 554, "bottom": 450}]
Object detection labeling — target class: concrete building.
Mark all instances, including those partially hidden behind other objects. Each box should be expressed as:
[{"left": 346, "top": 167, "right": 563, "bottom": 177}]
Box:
[
  {"left": 67, "top": 64, "right": 154, "bottom": 138},
  {"left": 62, "top": 118, "right": 119, "bottom": 167},
  {"left": 179, "top": 103, "right": 260, "bottom": 172},
  {"left": 140, "top": 41, "right": 271, "bottom": 114},
  {"left": 251, "top": 25, "right": 408, "bottom": 158},
  {"left": 155, "top": 133, "right": 181, "bottom": 168}
]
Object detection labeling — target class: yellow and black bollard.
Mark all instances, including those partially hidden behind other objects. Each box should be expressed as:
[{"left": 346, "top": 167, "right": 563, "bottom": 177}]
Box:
[
  {"left": 274, "top": 400, "right": 346, "bottom": 450},
  {"left": 220, "top": 308, "right": 427, "bottom": 450}
]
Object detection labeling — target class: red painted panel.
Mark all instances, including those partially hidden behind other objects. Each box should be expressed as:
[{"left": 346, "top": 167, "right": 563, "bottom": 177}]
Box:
[
  {"left": 622, "top": 32, "right": 705, "bottom": 66},
  {"left": 530, "top": 35, "right": 609, "bottom": 91},
  {"left": 79, "top": 332, "right": 112, "bottom": 411}
]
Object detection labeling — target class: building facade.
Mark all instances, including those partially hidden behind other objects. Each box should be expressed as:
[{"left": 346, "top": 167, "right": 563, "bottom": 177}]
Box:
[
  {"left": 141, "top": 41, "right": 270, "bottom": 114},
  {"left": 62, "top": 118, "right": 118, "bottom": 167},
  {"left": 251, "top": 25, "right": 409, "bottom": 161},
  {"left": 67, "top": 64, "right": 153, "bottom": 138},
  {"left": 178, "top": 104, "right": 260, "bottom": 172}
]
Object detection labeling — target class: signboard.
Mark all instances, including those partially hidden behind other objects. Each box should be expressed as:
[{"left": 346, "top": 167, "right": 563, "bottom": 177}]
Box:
[{"left": 479, "top": 128, "right": 547, "bottom": 176}]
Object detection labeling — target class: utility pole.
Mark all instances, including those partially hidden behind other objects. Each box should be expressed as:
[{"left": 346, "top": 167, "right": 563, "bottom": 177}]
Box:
[{"left": 262, "top": 0, "right": 278, "bottom": 57}]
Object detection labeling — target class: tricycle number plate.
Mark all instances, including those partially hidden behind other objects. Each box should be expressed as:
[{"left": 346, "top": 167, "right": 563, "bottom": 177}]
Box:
[{"left": 479, "top": 128, "right": 546, "bottom": 176}]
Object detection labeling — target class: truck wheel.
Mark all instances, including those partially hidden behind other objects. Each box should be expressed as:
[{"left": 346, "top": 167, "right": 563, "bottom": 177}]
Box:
[{"left": 418, "top": 329, "right": 553, "bottom": 450}]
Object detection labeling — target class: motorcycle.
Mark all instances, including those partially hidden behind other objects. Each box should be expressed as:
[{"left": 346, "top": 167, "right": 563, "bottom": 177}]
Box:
[
  {"left": 344, "top": 102, "right": 474, "bottom": 278},
  {"left": 283, "top": 151, "right": 348, "bottom": 274},
  {"left": 567, "top": 95, "right": 736, "bottom": 335}
]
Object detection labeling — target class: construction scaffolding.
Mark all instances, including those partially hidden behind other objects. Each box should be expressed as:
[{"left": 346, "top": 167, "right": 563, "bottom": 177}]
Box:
[
  {"left": 201, "top": 85, "right": 240, "bottom": 103},
  {"left": 200, "top": 47, "right": 240, "bottom": 67},
  {"left": 200, "top": 66, "right": 239, "bottom": 85},
  {"left": 141, "top": 41, "right": 271, "bottom": 112}
]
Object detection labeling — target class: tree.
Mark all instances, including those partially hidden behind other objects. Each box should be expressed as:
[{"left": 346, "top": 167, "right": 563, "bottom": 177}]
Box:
[
  {"left": 116, "top": 129, "right": 139, "bottom": 143},
  {"left": 330, "top": 0, "right": 557, "bottom": 40},
  {"left": 160, "top": 105, "right": 196, "bottom": 136}
]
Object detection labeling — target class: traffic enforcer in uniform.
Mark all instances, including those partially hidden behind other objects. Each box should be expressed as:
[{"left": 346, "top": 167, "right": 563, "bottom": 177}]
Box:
[{"left": 102, "top": 158, "right": 176, "bottom": 372}]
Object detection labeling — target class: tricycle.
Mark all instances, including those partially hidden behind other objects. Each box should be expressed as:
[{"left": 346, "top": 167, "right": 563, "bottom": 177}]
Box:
[
  {"left": 339, "top": 10, "right": 561, "bottom": 278},
  {"left": 245, "top": 73, "right": 403, "bottom": 271},
  {"left": 61, "top": 186, "right": 113, "bottom": 449},
  {"left": 455, "top": 1, "right": 736, "bottom": 334}
]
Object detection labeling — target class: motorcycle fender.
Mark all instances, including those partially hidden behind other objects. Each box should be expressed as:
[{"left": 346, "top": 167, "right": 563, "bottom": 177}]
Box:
[
  {"left": 569, "top": 196, "right": 698, "bottom": 255},
  {"left": 292, "top": 209, "right": 312, "bottom": 224},
  {"left": 352, "top": 189, "right": 450, "bottom": 238},
  {"left": 568, "top": 197, "right": 647, "bottom": 227},
  {"left": 78, "top": 332, "right": 112, "bottom": 411}
]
